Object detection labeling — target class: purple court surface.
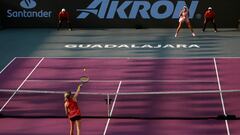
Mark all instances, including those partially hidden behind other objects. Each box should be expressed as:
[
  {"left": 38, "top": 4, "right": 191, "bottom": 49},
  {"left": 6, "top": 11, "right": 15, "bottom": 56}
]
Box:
[{"left": 0, "top": 57, "right": 240, "bottom": 135}]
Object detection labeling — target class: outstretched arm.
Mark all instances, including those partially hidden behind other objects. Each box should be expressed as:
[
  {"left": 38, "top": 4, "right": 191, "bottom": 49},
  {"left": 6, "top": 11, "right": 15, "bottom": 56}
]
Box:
[
  {"left": 179, "top": 10, "right": 183, "bottom": 17},
  {"left": 58, "top": 12, "right": 61, "bottom": 20},
  {"left": 203, "top": 11, "right": 207, "bottom": 23},
  {"left": 73, "top": 84, "right": 81, "bottom": 99}
]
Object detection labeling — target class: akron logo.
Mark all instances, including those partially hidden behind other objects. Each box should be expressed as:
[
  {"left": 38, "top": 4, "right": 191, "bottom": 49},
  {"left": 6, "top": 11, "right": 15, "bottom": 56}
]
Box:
[{"left": 77, "top": 0, "right": 199, "bottom": 19}]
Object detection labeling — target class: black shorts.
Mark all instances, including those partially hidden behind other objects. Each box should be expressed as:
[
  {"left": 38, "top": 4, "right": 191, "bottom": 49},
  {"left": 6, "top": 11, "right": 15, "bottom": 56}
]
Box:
[
  {"left": 59, "top": 18, "right": 69, "bottom": 22},
  {"left": 70, "top": 115, "right": 81, "bottom": 121}
]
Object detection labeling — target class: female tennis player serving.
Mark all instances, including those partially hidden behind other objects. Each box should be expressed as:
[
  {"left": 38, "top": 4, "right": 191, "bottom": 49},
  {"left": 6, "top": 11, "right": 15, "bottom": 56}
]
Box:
[
  {"left": 64, "top": 84, "right": 82, "bottom": 135},
  {"left": 175, "top": 6, "right": 195, "bottom": 37}
]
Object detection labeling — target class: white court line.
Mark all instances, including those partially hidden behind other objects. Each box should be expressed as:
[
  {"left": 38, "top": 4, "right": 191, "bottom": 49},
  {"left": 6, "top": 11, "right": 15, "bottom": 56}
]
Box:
[
  {"left": 0, "top": 57, "right": 45, "bottom": 112},
  {"left": 26, "top": 79, "right": 216, "bottom": 83},
  {"left": 1, "top": 89, "right": 240, "bottom": 96},
  {"left": 213, "top": 58, "right": 231, "bottom": 135},
  {"left": 0, "top": 57, "right": 16, "bottom": 74},
  {"left": 103, "top": 81, "right": 122, "bottom": 135},
  {"left": 15, "top": 56, "right": 240, "bottom": 59}
]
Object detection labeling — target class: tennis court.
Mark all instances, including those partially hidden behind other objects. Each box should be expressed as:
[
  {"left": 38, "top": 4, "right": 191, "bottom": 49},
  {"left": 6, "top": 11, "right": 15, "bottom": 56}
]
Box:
[
  {"left": 1, "top": 57, "right": 240, "bottom": 135},
  {"left": 0, "top": 0, "right": 240, "bottom": 134}
]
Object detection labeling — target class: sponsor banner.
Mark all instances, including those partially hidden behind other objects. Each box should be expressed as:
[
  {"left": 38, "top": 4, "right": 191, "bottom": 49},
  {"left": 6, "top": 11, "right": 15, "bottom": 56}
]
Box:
[
  {"left": 0, "top": 0, "right": 239, "bottom": 28},
  {"left": 65, "top": 44, "right": 200, "bottom": 49},
  {"left": 6, "top": 0, "right": 52, "bottom": 17},
  {"left": 76, "top": 0, "right": 199, "bottom": 19}
]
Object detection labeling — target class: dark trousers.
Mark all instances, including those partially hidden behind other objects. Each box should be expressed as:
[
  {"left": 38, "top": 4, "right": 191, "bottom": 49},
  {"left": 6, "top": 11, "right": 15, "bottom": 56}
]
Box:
[
  {"left": 57, "top": 19, "right": 72, "bottom": 30},
  {"left": 202, "top": 18, "right": 217, "bottom": 32}
]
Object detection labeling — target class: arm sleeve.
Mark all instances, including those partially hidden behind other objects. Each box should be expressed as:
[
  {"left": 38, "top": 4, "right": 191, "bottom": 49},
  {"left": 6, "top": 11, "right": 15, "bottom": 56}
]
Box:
[{"left": 58, "top": 12, "right": 61, "bottom": 20}]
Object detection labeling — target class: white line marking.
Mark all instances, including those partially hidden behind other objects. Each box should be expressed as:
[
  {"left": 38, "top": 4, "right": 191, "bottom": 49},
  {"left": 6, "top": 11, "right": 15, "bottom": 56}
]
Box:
[
  {"left": 26, "top": 79, "right": 216, "bottom": 83},
  {"left": 213, "top": 58, "right": 231, "bottom": 135},
  {"left": 1, "top": 89, "right": 240, "bottom": 96},
  {"left": 15, "top": 56, "right": 240, "bottom": 59},
  {"left": 103, "top": 81, "right": 122, "bottom": 135},
  {"left": 0, "top": 57, "right": 16, "bottom": 74},
  {"left": 0, "top": 57, "right": 45, "bottom": 112}
]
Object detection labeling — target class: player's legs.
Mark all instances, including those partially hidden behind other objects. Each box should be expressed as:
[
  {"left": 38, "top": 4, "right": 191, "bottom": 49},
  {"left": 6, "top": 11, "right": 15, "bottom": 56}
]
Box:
[
  {"left": 187, "top": 21, "right": 195, "bottom": 36},
  {"left": 203, "top": 19, "right": 212, "bottom": 32},
  {"left": 202, "top": 19, "right": 208, "bottom": 32},
  {"left": 70, "top": 120, "right": 75, "bottom": 135},
  {"left": 58, "top": 20, "right": 63, "bottom": 30},
  {"left": 211, "top": 19, "right": 217, "bottom": 32},
  {"left": 67, "top": 21, "right": 72, "bottom": 31},
  {"left": 175, "top": 22, "right": 182, "bottom": 37},
  {"left": 76, "top": 119, "right": 81, "bottom": 135}
]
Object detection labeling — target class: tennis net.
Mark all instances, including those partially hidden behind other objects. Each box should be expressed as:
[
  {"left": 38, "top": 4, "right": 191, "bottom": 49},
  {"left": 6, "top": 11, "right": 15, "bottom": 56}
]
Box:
[{"left": 0, "top": 89, "right": 239, "bottom": 120}]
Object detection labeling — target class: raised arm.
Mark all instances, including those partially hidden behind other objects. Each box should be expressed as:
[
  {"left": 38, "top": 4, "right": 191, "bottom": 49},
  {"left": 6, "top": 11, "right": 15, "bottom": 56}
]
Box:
[{"left": 73, "top": 84, "right": 81, "bottom": 99}]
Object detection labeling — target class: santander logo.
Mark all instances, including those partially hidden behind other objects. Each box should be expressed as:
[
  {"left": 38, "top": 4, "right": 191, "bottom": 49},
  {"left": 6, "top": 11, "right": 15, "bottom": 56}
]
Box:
[{"left": 20, "top": 0, "right": 37, "bottom": 9}]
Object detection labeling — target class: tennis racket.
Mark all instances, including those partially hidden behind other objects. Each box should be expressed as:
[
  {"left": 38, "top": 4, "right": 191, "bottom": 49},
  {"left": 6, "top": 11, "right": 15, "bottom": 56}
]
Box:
[{"left": 79, "top": 76, "right": 89, "bottom": 86}]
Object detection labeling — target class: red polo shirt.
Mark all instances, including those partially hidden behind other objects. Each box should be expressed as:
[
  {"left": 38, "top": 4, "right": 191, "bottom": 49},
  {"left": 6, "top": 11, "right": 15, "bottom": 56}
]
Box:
[
  {"left": 204, "top": 10, "right": 216, "bottom": 19},
  {"left": 58, "top": 11, "right": 69, "bottom": 20}
]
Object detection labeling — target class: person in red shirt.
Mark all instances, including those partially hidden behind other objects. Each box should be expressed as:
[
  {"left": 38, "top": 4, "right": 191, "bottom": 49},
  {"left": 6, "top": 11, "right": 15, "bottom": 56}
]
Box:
[
  {"left": 64, "top": 84, "right": 82, "bottom": 135},
  {"left": 58, "top": 8, "right": 72, "bottom": 31},
  {"left": 202, "top": 7, "right": 217, "bottom": 32}
]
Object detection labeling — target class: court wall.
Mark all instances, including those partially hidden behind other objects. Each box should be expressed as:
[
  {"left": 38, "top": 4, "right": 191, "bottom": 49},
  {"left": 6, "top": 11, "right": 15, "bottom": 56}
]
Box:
[{"left": 0, "top": 0, "right": 239, "bottom": 28}]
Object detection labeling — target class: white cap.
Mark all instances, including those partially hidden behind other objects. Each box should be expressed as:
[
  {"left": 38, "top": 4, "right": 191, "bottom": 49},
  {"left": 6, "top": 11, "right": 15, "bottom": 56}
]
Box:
[
  {"left": 208, "top": 7, "right": 212, "bottom": 10},
  {"left": 183, "top": 5, "right": 188, "bottom": 9},
  {"left": 61, "top": 8, "right": 66, "bottom": 12}
]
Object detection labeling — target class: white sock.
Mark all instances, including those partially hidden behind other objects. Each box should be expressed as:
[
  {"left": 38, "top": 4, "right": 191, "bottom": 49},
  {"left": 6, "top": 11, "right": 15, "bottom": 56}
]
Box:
[{"left": 175, "top": 33, "right": 178, "bottom": 37}]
